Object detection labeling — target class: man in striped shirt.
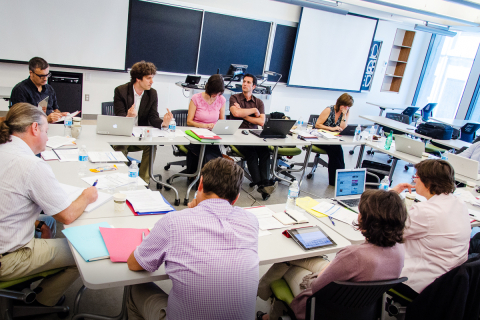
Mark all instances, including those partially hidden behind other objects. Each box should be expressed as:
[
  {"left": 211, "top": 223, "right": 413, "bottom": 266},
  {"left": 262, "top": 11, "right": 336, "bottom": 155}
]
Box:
[
  {"left": 126, "top": 158, "right": 259, "bottom": 320},
  {"left": 0, "top": 103, "right": 98, "bottom": 307}
]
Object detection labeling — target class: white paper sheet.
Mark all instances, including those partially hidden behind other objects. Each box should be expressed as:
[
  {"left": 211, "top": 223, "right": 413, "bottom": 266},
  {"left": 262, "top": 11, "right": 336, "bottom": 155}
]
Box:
[
  {"left": 87, "top": 152, "right": 128, "bottom": 163},
  {"left": 59, "top": 183, "right": 112, "bottom": 212},
  {"left": 123, "top": 189, "right": 172, "bottom": 212},
  {"left": 55, "top": 111, "right": 80, "bottom": 123},
  {"left": 245, "top": 206, "right": 285, "bottom": 230},
  {"left": 46, "top": 136, "right": 76, "bottom": 148},
  {"left": 54, "top": 149, "right": 79, "bottom": 162},
  {"left": 41, "top": 150, "right": 59, "bottom": 161},
  {"left": 81, "top": 173, "right": 147, "bottom": 189}
]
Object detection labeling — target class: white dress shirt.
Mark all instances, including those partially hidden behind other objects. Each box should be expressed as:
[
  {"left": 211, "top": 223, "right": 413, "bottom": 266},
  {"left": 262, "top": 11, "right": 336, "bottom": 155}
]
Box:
[
  {"left": 459, "top": 141, "right": 480, "bottom": 173},
  {"left": 401, "top": 193, "right": 471, "bottom": 293},
  {"left": 133, "top": 85, "right": 144, "bottom": 126},
  {"left": 0, "top": 136, "right": 71, "bottom": 253}
]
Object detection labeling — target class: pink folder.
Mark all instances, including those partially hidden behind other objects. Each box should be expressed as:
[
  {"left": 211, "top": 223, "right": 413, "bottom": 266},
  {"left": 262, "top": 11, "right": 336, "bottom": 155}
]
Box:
[{"left": 99, "top": 227, "right": 150, "bottom": 263}]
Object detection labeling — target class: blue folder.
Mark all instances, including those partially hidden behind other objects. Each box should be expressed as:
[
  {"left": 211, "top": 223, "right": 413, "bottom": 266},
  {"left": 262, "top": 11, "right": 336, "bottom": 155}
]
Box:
[{"left": 62, "top": 222, "right": 112, "bottom": 262}]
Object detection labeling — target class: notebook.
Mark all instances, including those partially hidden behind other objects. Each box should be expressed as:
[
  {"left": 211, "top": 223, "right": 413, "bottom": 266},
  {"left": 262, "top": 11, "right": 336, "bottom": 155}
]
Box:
[
  {"left": 191, "top": 128, "right": 221, "bottom": 140},
  {"left": 62, "top": 222, "right": 111, "bottom": 262}
]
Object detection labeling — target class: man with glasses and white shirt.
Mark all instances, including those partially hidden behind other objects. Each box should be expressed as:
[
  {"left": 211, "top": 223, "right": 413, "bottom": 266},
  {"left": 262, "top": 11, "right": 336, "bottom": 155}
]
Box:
[{"left": 10, "top": 57, "right": 67, "bottom": 123}]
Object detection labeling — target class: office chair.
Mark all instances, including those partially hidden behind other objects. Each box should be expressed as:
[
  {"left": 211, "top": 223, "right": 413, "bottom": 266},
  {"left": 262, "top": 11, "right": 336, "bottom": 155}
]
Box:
[
  {"left": 400, "top": 106, "right": 419, "bottom": 124},
  {"left": 419, "top": 103, "right": 437, "bottom": 122},
  {"left": 0, "top": 268, "right": 69, "bottom": 320},
  {"left": 460, "top": 123, "right": 480, "bottom": 143},
  {"left": 101, "top": 101, "right": 114, "bottom": 116}
]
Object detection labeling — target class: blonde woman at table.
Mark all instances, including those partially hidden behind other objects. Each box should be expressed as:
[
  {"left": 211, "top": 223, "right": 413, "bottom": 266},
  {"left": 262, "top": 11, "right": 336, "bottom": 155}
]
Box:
[
  {"left": 184, "top": 74, "right": 226, "bottom": 174},
  {"left": 314, "top": 93, "right": 353, "bottom": 186},
  {"left": 257, "top": 189, "right": 407, "bottom": 320}
]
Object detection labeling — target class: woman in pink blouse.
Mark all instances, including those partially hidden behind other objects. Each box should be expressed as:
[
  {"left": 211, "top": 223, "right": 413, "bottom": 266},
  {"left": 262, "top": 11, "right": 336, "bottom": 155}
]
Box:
[{"left": 185, "top": 74, "right": 226, "bottom": 174}]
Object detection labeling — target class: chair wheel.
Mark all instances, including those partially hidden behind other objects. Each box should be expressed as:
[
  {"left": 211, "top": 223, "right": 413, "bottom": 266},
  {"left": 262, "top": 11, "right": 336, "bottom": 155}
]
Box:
[
  {"left": 164, "top": 186, "right": 171, "bottom": 191},
  {"left": 387, "top": 159, "right": 392, "bottom": 164},
  {"left": 262, "top": 193, "right": 270, "bottom": 201},
  {"left": 366, "top": 150, "right": 372, "bottom": 155},
  {"left": 349, "top": 150, "right": 354, "bottom": 155},
  {"left": 58, "top": 307, "right": 70, "bottom": 319},
  {"left": 157, "top": 183, "right": 163, "bottom": 189},
  {"left": 183, "top": 199, "right": 189, "bottom": 206},
  {"left": 307, "top": 173, "right": 313, "bottom": 179},
  {"left": 404, "top": 165, "right": 409, "bottom": 171},
  {"left": 174, "top": 199, "right": 180, "bottom": 206},
  {"left": 164, "top": 164, "right": 170, "bottom": 170},
  {"left": 290, "top": 164, "right": 295, "bottom": 169},
  {"left": 371, "top": 151, "right": 375, "bottom": 155}
]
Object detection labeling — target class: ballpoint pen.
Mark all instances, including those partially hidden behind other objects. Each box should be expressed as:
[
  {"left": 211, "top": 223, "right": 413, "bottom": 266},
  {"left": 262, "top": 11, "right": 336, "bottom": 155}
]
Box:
[
  {"left": 284, "top": 211, "right": 298, "bottom": 223},
  {"left": 92, "top": 179, "right": 98, "bottom": 187},
  {"left": 328, "top": 216, "right": 335, "bottom": 226}
]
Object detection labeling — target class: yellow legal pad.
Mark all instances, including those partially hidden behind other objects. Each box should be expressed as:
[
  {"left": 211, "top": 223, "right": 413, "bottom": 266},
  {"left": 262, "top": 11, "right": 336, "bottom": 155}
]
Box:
[{"left": 296, "top": 197, "right": 328, "bottom": 218}]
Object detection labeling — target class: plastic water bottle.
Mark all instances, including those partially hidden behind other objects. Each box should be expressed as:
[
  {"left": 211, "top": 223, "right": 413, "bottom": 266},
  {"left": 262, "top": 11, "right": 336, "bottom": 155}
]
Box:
[
  {"left": 384, "top": 131, "right": 393, "bottom": 150},
  {"left": 78, "top": 145, "right": 88, "bottom": 176},
  {"left": 353, "top": 124, "right": 362, "bottom": 141},
  {"left": 441, "top": 151, "right": 449, "bottom": 161},
  {"left": 379, "top": 176, "right": 390, "bottom": 190},
  {"left": 285, "top": 181, "right": 300, "bottom": 212},
  {"left": 64, "top": 115, "right": 72, "bottom": 137},
  {"left": 128, "top": 161, "right": 139, "bottom": 190},
  {"left": 368, "top": 125, "right": 376, "bottom": 141},
  {"left": 168, "top": 118, "right": 176, "bottom": 140}
]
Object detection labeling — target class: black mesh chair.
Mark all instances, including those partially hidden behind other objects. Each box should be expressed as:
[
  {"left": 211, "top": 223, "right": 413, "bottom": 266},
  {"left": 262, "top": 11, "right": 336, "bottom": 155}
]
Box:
[
  {"left": 400, "top": 106, "right": 419, "bottom": 124},
  {"left": 460, "top": 123, "right": 480, "bottom": 143},
  {"left": 303, "top": 114, "right": 328, "bottom": 179},
  {"left": 101, "top": 101, "right": 114, "bottom": 116}
]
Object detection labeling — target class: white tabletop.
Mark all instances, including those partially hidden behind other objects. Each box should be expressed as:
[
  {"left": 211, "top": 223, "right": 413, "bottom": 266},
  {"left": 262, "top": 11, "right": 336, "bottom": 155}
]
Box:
[
  {"left": 366, "top": 102, "right": 410, "bottom": 111},
  {"left": 0, "top": 86, "right": 12, "bottom": 99},
  {"left": 64, "top": 204, "right": 351, "bottom": 289},
  {"left": 432, "top": 139, "right": 471, "bottom": 150},
  {"left": 360, "top": 115, "right": 431, "bottom": 140},
  {"left": 430, "top": 117, "right": 480, "bottom": 129}
]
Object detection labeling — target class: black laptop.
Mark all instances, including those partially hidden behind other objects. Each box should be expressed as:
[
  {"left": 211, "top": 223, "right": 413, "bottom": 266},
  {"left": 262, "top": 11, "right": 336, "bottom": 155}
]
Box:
[
  {"left": 250, "top": 119, "right": 297, "bottom": 139},
  {"left": 340, "top": 124, "right": 366, "bottom": 136}
]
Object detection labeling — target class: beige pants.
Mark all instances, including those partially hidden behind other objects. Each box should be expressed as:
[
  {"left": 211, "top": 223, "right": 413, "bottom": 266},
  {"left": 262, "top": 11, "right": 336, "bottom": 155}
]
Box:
[
  {"left": 126, "top": 282, "right": 168, "bottom": 320},
  {"left": 258, "top": 257, "right": 329, "bottom": 319},
  {"left": 0, "top": 238, "right": 79, "bottom": 306},
  {"left": 113, "top": 145, "right": 155, "bottom": 184}
]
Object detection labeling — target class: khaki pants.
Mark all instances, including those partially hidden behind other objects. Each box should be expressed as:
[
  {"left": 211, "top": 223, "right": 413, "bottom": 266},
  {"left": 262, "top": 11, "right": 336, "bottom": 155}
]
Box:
[
  {"left": 113, "top": 145, "right": 155, "bottom": 184},
  {"left": 126, "top": 283, "right": 168, "bottom": 320},
  {"left": 0, "top": 238, "right": 79, "bottom": 306}
]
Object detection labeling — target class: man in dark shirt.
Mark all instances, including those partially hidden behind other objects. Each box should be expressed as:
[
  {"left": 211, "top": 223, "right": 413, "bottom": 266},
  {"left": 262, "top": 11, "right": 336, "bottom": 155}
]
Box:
[
  {"left": 10, "top": 57, "right": 66, "bottom": 123},
  {"left": 230, "top": 74, "right": 276, "bottom": 199}
]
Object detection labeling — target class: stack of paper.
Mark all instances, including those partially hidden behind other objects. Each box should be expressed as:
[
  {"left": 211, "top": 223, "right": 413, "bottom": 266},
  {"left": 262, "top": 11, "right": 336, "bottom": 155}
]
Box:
[
  {"left": 124, "top": 189, "right": 174, "bottom": 214},
  {"left": 311, "top": 201, "right": 358, "bottom": 225},
  {"left": 99, "top": 227, "right": 150, "bottom": 262},
  {"left": 316, "top": 130, "right": 338, "bottom": 139},
  {"left": 296, "top": 197, "right": 327, "bottom": 218},
  {"left": 273, "top": 210, "right": 309, "bottom": 225},
  {"left": 53, "top": 149, "right": 78, "bottom": 162},
  {"left": 244, "top": 206, "right": 284, "bottom": 230},
  {"left": 59, "top": 183, "right": 112, "bottom": 212},
  {"left": 62, "top": 222, "right": 111, "bottom": 262},
  {"left": 296, "top": 130, "right": 318, "bottom": 140},
  {"left": 41, "top": 150, "right": 59, "bottom": 161},
  {"left": 81, "top": 173, "right": 147, "bottom": 190},
  {"left": 46, "top": 136, "right": 76, "bottom": 148},
  {"left": 88, "top": 152, "right": 128, "bottom": 163}
]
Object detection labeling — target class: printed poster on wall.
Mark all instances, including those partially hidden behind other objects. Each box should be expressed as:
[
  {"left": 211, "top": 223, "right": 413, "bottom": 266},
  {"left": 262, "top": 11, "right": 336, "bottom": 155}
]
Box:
[{"left": 361, "top": 41, "right": 382, "bottom": 92}]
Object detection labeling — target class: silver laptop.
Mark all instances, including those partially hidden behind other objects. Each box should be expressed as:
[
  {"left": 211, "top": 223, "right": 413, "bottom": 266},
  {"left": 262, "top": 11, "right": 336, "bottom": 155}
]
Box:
[
  {"left": 212, "top": 120, "right": 243, "bottom": 135},
  {"left": 447, "top": 153, "right": 480, "bottom": 180},
  {"left": 334, "top": 168, "right": 367, "bottom": 213},
  {"left": 96, "top": 115, "right": 135, "bottom": 136},
  {"left": 395, "top": 135, "right": 425, "bottom": 157}
]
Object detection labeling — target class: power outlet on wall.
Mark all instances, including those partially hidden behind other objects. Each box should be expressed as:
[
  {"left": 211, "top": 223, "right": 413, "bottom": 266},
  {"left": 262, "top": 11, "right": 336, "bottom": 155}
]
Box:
[
  {"left": 285, "top": 106, "right": 290, "bottom": 112},
  {"left": 85, "top": 94, "right": 90, "bottom": 101}
]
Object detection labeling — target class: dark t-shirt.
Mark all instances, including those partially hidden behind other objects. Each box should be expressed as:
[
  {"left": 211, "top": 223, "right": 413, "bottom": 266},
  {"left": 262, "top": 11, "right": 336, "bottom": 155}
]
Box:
[
  {"left": 229, "top": 93, "right": 265, "bottom": 129},
  {"left": 10, "top": 78, "right": 59, "bottom": 115}
]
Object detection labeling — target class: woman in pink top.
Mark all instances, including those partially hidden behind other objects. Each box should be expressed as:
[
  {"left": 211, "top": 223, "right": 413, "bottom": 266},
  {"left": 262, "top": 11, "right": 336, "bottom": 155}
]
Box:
[
  {"left": 257, "top": 189, "right": 407, "bottom": 320},
  {"left": 185, "top": 74, "right": 226, "bottom": 174}
]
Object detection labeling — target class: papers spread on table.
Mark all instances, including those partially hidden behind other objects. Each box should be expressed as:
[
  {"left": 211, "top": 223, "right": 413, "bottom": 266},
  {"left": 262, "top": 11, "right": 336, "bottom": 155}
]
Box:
[
  {"left": 244, "top": 206, "right": 284, "bottom": 230},
  {"left": 311, "top": 201, "right": 358, "bottom": 225},
  {"left": 273, "top": 210, "right": 309, "bottom": 225},
  {"left": 99, "top": 227, "right": 150, "bottom": 262},
  {"left": 124, "top": 189, "right": 174, "bottom": 214},
  {"left": 469, "top": 209, "right": 480, "bottom": 221},
  {"left": 191, "top": 128, "right": 221, "bottom": 139},
  {"left": 296, "top": 131, "right": 318, "bottom": 140},
  {"left": 259, "top": 230, "right": 272, "bottom": 237},
  {"left": 41, "top": 150, "right": 59, "bottom": 161},
  {"left": 62, "top": 222, "right": 111, "bottom": 262},
  {"left": 55, "top": 111, "right": 80, "bottom": 123},
  {"left": 316, "top": 130, "right": 338, "bottom": 139},
  {"left": 87, "top": 152, "right": 128, "bottom": 163},
  {"left": 59, "top": 183, "right": 112, "bottom": 212},
  {"left": 296, "top": 197, "right": 327, "bottom": 218},
  {"left": 53, "top": 149, "right": 79, "bottom": 162},
  {"left": 46, "top": 136, "right": 76, "bottom": 149},
  {"left": 81, "top": 173, "right": 147, "bottom": 190},
  {"left": 454, "top": 189, "right": 480, "bottom": 207},
  {"left": 132, "top": 127, "right": 166, "bottom": 137}
]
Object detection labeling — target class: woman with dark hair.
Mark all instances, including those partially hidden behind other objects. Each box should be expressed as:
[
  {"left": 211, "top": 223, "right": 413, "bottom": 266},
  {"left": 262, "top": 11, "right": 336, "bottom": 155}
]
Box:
[
  {"left": 314, "top": 93, "right": 354, "bottom": 185},
  {"left": 257, "top": 189, "right": 407, "bottom": 320},
  {"left": 185, "top": 74, "right": 226, "bottom": 174},
  {"left": 391, "top": 159, "right": 471, "bottom": 297}
]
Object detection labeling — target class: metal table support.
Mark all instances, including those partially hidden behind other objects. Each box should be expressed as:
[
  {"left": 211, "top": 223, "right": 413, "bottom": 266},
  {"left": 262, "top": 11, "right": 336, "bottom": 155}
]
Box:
[{"left": 148, "top": 145, "right": 181, "bottom": 206}]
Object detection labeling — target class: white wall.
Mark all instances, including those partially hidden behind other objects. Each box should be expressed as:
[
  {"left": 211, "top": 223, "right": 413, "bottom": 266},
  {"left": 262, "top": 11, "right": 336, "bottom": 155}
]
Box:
[{"left": 0, "top": 0, "right": 431, "bottom": 124}]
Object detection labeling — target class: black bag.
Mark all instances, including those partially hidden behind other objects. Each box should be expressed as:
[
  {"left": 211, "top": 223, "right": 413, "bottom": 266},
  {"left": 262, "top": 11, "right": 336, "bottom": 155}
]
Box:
[
  {"left": 415, "top": 122, "right": 453, "bottom": 140},
  {"left": 361, "top": 160, "right": 391, "bottom": 187}
]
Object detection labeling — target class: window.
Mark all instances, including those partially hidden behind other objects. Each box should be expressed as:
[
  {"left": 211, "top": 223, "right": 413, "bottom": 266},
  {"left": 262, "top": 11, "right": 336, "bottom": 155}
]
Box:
[{"left": 414, "top": 32, "right": 480, "bottom": 119}]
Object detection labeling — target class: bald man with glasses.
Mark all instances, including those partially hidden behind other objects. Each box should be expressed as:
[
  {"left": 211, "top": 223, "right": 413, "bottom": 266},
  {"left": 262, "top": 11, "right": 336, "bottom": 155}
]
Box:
[{"left": 10, "top": 57, "right": 67, "bottom": 123}]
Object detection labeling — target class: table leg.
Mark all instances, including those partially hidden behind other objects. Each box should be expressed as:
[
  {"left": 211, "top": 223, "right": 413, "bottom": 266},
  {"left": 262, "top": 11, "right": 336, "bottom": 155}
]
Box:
[
  {"left": 149, "top": 145, "right": 180, "bottom": 206},
  {"left": 355, "top": 144, "right": 366, "bottom": 168},
  {"left": 184, "top": 144, "right": 205, "bottom": 206},
  {"left": 379, "top": 107, "right": 385, "bottom": 116},
  {"left": 272, "top": 145, "right": 312, "bottom": 187},
  {"left": 72, "top": 285, "right": 130, "bottom": 320}
]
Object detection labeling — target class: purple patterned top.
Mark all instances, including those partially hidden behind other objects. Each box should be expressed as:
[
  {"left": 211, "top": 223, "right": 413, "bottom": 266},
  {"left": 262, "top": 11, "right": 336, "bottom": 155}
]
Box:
[
  {"left": 191, "top": 92, "right": 225, "bottom": 124},
  {"left": 134, "top": 198, "right": 259, "bottom": 320}
]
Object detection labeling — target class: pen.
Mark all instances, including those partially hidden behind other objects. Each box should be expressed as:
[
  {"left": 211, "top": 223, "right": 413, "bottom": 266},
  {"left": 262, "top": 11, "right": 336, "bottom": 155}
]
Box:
[
  {"left": 139, "top": 134, "right": 143, "bottom": 141},
  {"left": 284, "top": 211, "right": 298, "bottom": 223},
  {"left": 328, "top": 216, "right": 336, "bottom": 226},
  {"left": 92, "top": 179, "right": 98, "bottom": 187},
  {"left": 142, "top": 232, "right": 145, "bottom": 240}
]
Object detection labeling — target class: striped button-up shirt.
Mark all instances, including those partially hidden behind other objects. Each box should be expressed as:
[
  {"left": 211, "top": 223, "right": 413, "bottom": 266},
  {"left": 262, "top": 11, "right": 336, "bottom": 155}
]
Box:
[
  {"left": 134, "top": 198, "right": 259, "bottom": 320},
  {"left": 0, "top": 136, "right": 71, "bottom": 253}
]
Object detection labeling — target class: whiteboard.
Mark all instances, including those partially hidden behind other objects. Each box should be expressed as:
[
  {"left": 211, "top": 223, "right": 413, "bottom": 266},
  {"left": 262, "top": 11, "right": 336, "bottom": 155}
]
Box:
[
  {"left": 0, "top": 0, "right": 129, "bottom": 70},
  {"left": 288, "top": 8, "right": 377, "bottom": 91}
]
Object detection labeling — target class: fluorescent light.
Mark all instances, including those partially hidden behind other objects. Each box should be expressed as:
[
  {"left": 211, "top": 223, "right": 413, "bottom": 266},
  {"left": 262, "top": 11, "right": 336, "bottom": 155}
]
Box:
[
  {"left": 273, "top": 0, "right": 348, "bottom": 15},
  {"left": 414, "top": 24, "right": 457, "bottom": 37},
  {"left": 444, "top": 0, "right": 480, "bottom": 10},
  {"left": 304, "top": 0, "right": 339, "bottom": 7}
]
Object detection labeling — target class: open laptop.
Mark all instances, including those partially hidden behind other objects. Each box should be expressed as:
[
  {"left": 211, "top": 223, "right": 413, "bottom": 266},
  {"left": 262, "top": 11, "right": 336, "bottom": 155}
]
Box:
[
  {"left": 212, "top": 120, "right": 243, "bottom": 135},
  {"left": 250, "top": 119, "right": 297, "bottom": 139},
  {"left": 340, "top": 124, "right": 366, "bottom": 136},
  {"left": 395, "top": 135, "right": 425, "bottom": 157},
  {"left": 334, "top": 168, "right": 367, "bottom": 213},
  {"left": 447, "top": 153, "right": 480, "bottom": 180},
  {"left": 96, "top": 115, "right": 135, "bottom": 136}
]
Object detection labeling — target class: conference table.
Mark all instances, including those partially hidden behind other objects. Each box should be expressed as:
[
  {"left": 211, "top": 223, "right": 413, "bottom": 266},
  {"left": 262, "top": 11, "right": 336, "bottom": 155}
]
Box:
[
  {"left": 430, "top": 117, "right": 480, "bottom": 129},
  {"left": 366, "top": 102, "right": 408, "bottom": 116}
]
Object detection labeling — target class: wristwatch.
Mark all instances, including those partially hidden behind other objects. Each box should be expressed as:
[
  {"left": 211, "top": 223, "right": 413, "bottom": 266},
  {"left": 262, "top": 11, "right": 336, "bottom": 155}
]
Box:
[{"left": 36, "top": 221, "right": 45, "bottom": 232}]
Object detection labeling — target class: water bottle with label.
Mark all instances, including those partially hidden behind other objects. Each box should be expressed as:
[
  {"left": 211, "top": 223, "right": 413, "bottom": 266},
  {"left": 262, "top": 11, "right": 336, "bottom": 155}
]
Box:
[
  {"left": 384, "top": 131, "right": 394, "bottom": 150},
  {"left": 285, "top": 180, "right": 300, "bottom": 212},
  {"left": 379, "top": 176, "right": 390, "bottom": 190},
  {"left": 64, "top": 115, "right": 73, "bottom": 137},
  {"left": 78, "top": 145, "right": 88, "bottom": 176},
  {"left": 353, "top": 124, "right": 362, "bottom": 141},
  {"left": 168, "top": 118, "right": 176, "bottom": 140},
  {"left": 128, "top": 160, "right": 139, "bottom": 190},
  {"left": 368, "top": 125, "right": 376, "bottom": 141}
]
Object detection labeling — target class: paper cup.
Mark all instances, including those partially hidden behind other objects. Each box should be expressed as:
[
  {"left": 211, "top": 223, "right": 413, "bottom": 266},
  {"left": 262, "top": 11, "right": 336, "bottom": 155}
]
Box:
[{"left": 113, "top": 193, "right": 127, "bottom": 212}]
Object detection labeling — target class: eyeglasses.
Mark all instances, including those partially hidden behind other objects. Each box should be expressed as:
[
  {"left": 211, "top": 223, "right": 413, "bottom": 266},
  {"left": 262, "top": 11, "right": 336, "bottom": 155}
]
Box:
[
  {"left": 412, "top": 175, "right": 419, "bottom": 179},
  {"left": 33, "top": 72, "right": 51, "bottom": 79}
]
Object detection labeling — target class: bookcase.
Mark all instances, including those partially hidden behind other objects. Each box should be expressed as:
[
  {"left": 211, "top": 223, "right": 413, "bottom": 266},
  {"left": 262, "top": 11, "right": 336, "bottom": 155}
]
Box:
[{"left": 381, "top": 29, "right": 416, "bottom": 93}]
